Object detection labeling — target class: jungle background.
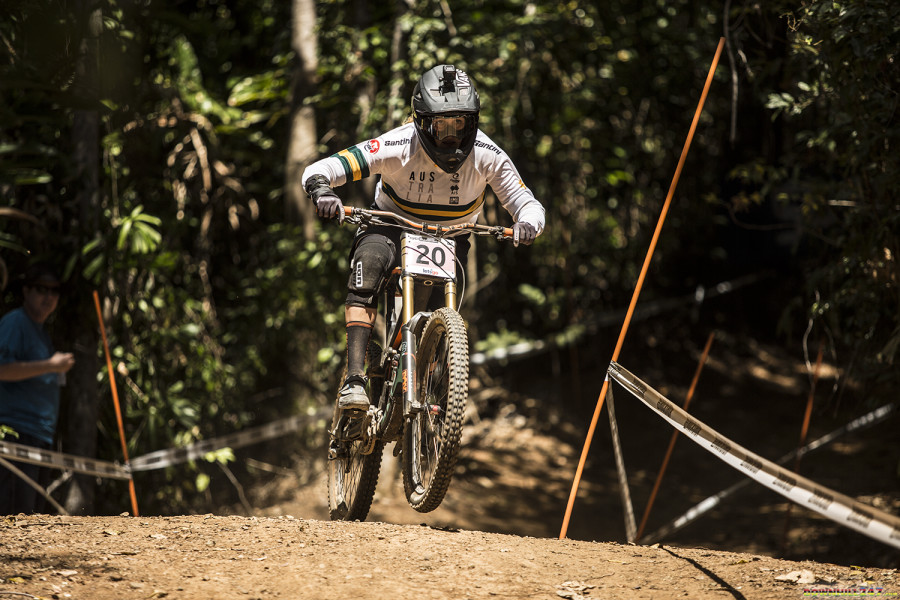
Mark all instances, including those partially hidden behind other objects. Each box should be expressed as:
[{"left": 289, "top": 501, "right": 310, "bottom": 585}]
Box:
[{"left": 1, "top": 0, "right": 898, "bottom": 566}]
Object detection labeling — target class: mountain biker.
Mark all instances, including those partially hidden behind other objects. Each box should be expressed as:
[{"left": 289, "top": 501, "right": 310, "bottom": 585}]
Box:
[{"left": 302, "top": 64, "right": 545, "bottom": 412}]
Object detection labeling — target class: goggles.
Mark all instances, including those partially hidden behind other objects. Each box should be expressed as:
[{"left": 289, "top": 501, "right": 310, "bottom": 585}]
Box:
[{"left": 425, "top": 114, "right": 476, "bottom": 142}]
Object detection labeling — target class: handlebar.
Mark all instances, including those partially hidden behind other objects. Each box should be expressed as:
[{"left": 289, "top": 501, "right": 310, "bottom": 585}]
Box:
[{"left": 342, "top": 206, "right": 515, "bottom": 241}]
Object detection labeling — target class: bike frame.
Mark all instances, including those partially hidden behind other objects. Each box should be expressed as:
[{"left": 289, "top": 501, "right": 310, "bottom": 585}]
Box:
[
  {"left": 341, "top": 207, "right": 512, "bottom": 443},
  {"left": 328, "top": 206, "right": 516, "bottom": 519}
]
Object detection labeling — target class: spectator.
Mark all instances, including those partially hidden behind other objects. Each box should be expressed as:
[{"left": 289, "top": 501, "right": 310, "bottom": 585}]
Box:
[{"left": 0, "top": 263, "right": 75, "bottom": 514}]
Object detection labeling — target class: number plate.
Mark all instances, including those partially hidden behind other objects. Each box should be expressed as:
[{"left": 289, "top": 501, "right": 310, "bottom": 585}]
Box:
[{"left": 403, "top": 233, "right": 456, "bottom": 278}]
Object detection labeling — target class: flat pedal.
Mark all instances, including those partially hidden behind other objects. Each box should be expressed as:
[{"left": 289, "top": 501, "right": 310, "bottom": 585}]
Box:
[{"left": 333, "top": 406, "right": 379, "bottom": 445}]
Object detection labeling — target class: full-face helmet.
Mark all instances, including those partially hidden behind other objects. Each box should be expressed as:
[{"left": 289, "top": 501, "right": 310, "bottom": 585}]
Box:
[{"left": 411, "top": 65, "right": 480, "bottom": 173}]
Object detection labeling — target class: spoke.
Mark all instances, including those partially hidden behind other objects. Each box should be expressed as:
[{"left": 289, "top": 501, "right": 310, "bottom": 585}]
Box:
[
  {"left": 422, "top": 421, "right": 436, "bottom": 484},
  {"left": 412, "top": 420, "right": 425, "bottom": 490}
]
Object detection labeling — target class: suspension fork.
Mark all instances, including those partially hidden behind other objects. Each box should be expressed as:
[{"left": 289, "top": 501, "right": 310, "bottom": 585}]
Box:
[
  {"left": 396, "top": 231, "right": 457, "bottom": 416},
  {"left": 443, "top": 279, "right": 457, "bottom": 309},
  {"left": 399, "top": 274, "right": 422, "bottom": 415}
]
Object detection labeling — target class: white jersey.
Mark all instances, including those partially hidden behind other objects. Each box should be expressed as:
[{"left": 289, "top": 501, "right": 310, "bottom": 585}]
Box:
[{"left": 301, "top": 122, "right": 545, "bottom": 234}]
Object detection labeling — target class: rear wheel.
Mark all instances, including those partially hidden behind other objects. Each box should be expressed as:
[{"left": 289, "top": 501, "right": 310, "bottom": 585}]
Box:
[
  {"left": 402, "top": 307, "right": 469, "bottom": 512},
  {"left": 327, "top": 339, "right": 384, "bottom": 521}
]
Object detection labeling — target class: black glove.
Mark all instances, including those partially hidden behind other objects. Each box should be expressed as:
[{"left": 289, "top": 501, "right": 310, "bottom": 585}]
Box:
[
  {"left": 315, "top": 193, "right": 344, "bottom": 222},
  {"left": 304, "top": 175, "right": 344, "bottom": 223},
  {"left": 512, "top": 222, "right": 537, "bottom": 247}
]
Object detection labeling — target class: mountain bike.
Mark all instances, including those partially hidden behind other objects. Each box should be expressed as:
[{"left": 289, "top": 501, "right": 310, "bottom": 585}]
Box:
[{"left": 327, "top": 206, "right": 515, "bottom": 521}]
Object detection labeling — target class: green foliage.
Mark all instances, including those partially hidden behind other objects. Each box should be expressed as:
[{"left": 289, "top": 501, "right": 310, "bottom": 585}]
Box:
[
  {"left": 755, "top": 1, "right": 900, "bottom": 391},
  {"left": 205, "top": 447, "right": 236, "bottom": 465},
  {"left": 2, "top": 0, "right": 349, "bottom": 513}
]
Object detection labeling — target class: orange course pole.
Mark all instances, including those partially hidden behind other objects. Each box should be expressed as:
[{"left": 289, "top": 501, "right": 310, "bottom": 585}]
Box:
[
  {"left": 93, "top": 290, "right": 140, "bottom": 517},
  {"left": 559, "top": 37, "right": 726, "bottom": 540},
  {"left": 794, "top": 340, "right": 825, "bottom": 464},
  {"left": 634, "top": 330, "right": 716, "bottom": 542}
]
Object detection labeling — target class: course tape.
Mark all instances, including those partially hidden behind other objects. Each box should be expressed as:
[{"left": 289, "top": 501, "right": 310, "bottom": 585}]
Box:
[
  {"left": 641, "top": 403, "right": 898, "bottom": 544},
  {"left": 607, "top": 361, "right": 900, "bottom": 549},
  {"left": 470, "top": 272, "right": 767, "bottom": 366},
  {"left": 129, "top": 408, "right": 329, "bottom": 472},
  {"left": 0, "top": 408, "right": 330, "bottom": 477},
  {"left": 0, "top": 439, "right": 131, "bottom": 480}
]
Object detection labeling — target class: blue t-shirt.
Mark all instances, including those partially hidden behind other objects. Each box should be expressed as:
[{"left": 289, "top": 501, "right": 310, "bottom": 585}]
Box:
[{"left": 0, "top": 307, "right": 60, "bottom": 444}]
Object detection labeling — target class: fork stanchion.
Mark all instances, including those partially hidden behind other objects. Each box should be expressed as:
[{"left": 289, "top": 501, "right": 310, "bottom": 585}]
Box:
[{"left": 559, "top": 37, "right": 726, "bottom": 540}]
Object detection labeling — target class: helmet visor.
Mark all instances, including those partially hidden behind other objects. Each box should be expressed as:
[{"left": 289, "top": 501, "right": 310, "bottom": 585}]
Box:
[{"left": 424, "top": 114, "right": 477, "bottom": 147}]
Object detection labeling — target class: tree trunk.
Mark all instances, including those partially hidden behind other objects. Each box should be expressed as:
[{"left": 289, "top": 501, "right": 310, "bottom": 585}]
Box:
[
  {"left": 285, "top": 0, "right": 319, "bottom": 241},
  {"left": 387, "top": 0, "right": 414, "bottom": 130},
  {"left": 64, "top": 0, "right": 102, "bottom": 516}
]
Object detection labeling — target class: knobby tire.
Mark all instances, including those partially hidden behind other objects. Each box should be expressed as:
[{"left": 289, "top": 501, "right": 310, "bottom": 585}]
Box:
[{"left": 402, "top": 307, "right": 469, "bottom": 512}]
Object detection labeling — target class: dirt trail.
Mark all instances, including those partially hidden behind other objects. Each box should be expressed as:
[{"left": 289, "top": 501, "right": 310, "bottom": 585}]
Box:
[{"left": 2, "top": 513, "right": 897, "bottom": 600}]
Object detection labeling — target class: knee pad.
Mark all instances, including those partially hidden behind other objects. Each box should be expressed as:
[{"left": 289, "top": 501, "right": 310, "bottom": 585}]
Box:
[{"left": 345, "top": 235, "right": 395, "bottom": 307}]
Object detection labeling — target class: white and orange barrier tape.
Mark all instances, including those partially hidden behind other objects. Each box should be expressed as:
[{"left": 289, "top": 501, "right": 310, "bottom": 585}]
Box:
[
  {"left": 607, "top": 361, "right": 900, "bottom": 549},
  {"left": 641, "top": 402, "right": 897, "bottom": 543}
]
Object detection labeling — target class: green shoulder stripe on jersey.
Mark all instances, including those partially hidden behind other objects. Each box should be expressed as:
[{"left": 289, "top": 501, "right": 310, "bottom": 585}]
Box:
[
  {"left": 382, "top": 182, "right": 485, "bottom": 222},
  {"left": 332, "top": 146, "right": 370, "bottom": 181}
]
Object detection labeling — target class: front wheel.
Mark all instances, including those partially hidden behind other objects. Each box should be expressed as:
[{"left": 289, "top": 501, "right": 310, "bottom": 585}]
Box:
[{"left": 402, "top": 307, "right": 469, "bottom": 512}]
